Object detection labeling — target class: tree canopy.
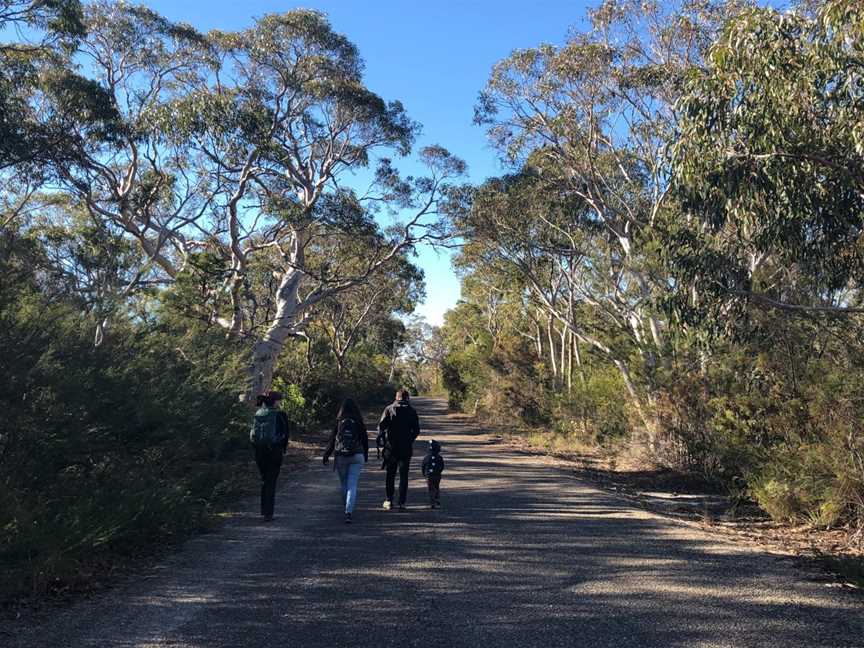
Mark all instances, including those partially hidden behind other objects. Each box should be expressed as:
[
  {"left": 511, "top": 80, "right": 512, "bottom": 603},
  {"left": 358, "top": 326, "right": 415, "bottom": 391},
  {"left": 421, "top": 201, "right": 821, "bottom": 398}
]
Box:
[{"left": 440, "top": 0, "right": 864, "bottom": 537}]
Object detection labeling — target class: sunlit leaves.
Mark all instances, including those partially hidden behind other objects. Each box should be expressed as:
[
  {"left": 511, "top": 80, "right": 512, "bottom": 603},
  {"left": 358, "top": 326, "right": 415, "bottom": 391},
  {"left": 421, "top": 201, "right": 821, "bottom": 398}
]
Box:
[
  {"left": 0, "top": 1, "right": 86, "bottom": 168},
  {"left": 671, "top": 0, "right": 864, "bottom": 322}
]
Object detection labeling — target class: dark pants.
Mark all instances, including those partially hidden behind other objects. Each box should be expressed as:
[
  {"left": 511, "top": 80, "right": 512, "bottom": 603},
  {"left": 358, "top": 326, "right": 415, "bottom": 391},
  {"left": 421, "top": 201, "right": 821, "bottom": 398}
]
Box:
[
  {"left": 385, "top": 456, "right": 411, "bottom": 505},
  {"left": 255, "top": 446, "right": 284, "bottom": 517},
  {"left": 427, "top": 475, "right": 441, "bottom": 506}
]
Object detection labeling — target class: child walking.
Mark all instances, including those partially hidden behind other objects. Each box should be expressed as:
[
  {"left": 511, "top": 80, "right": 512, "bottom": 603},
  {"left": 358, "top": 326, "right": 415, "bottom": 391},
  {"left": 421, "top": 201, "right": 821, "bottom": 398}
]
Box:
[
  {"left": 323, "top": 398, "right": 369, "bottom": 523},
  {"left": 421, "top": 439, "right": 445, "bottom": 509}
]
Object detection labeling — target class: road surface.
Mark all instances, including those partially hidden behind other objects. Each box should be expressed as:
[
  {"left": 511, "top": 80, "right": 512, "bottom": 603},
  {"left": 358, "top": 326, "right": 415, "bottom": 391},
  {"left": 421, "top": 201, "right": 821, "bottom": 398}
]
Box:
[{"left": 8, "top": 398, "right": 863, "bottom": 647}]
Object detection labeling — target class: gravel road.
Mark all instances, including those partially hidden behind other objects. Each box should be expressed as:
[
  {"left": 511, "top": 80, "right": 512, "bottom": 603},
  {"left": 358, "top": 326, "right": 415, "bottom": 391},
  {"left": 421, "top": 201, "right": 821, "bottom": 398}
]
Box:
[{"left": 8, "top": 398, "right": 863, "bottom": 647}]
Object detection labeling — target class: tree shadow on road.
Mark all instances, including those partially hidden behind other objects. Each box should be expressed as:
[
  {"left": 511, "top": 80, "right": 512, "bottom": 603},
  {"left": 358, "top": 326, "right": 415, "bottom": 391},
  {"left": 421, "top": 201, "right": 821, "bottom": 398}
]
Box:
[{"left": 10, "top": 398, "right": 863, "bottom": 648}]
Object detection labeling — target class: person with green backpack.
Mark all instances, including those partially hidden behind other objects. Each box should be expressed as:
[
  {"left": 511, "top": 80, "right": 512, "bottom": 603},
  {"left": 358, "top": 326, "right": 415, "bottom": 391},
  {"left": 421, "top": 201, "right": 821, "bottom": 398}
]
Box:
[
  {"left": 323, "top": 398, "right": 369, "bottom": 524},
  {"left": 250, "top": 391, "right": 290, "bottom": 521}
]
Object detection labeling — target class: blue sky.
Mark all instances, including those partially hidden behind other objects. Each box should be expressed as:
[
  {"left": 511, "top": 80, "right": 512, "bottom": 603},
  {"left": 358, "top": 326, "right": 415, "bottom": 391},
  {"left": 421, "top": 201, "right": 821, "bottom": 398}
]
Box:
[{"left": 143, "top": 0, "right": 596, "bottom": 324}]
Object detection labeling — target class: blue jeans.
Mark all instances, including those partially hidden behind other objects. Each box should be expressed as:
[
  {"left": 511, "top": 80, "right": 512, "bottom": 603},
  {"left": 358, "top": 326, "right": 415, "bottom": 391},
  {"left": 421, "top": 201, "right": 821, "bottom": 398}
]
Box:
[{"left": 335, "top": 453, "right": 365, "bottom": 513}]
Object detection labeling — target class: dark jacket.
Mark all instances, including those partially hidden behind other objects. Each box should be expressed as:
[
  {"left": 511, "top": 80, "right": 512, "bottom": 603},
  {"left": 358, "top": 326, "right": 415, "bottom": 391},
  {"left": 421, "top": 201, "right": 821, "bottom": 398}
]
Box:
[
  {"left": 421, "top": 441, "right": 444, "bottom": 477},
  {"left": 323, "top": 416, "right": 369, "bottom": 463},
  {"left": 277, "top": 411, "right": 290, "bottom": 452},
  {"left": 378, "top": 399, "right": 420, "bottom": 460}
]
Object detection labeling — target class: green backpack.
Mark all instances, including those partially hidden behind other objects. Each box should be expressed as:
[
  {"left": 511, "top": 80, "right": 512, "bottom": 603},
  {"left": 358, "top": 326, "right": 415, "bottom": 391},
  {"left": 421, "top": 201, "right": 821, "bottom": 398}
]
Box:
[{"left": 249, "top": 407, "right": 285, "bottom": 448}]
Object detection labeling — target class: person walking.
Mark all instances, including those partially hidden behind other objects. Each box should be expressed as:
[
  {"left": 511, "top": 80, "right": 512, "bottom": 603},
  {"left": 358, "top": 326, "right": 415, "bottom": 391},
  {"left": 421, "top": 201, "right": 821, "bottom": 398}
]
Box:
[
  {"left": 323, "top": 398, "right": 369, "bottom": 524},
  {"left": 377, "top": 388, "right": 420, "bottom": 511},
  {"left": 421, "top": 439, "right": 445, "bottom": 509},
  {"left": 249, "top": 391, "right": 290, "bottom": 521}
]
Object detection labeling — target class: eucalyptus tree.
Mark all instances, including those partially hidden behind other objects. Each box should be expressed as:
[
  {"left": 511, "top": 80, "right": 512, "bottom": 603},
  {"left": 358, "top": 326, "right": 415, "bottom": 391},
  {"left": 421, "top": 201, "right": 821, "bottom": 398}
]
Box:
[
  {"left": 1, "top": 0, "right": 91, "bottom": 239},
  {"left": 310, "top": 246, "right": 424, "bottom": 374},
  {"left": 671, "top": 0, "right": 864, "bottom": 329},
  {"left": 459, "top": 164, "right": 654, "bottom": 425},
  {"left": 0, "top": 0, "right": 86, "bottom": 170},
  {"left": 412, "top": 319, "right": 449, "bottom": 387},
  {"left": 472, "top": 0, "right": 743, "bottom": 437},
  {"left": 38, "top": 2, "right": 465, "bottom": 398},
  {"left": 30, "top": 199, "right": 146, "bottom": 344},
  {"left": 17, "top": 2, "right": 210, "bottom": 346},
  {"left": 0, "top": 0, "right": 82, "bottom": 42}
]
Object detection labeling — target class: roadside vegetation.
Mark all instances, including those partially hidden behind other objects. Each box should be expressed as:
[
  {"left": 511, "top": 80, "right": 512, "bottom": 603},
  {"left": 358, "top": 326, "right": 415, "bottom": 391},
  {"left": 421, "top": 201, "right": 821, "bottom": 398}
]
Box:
[
  {"left": 3, "top": 0, "right": 863, "bottom": 603},
  {"left": 0, "top": 1, "right": 450, "bottom": 600},
  {"left": 438, "top": 0, "right": 864, "bottom": 547}
]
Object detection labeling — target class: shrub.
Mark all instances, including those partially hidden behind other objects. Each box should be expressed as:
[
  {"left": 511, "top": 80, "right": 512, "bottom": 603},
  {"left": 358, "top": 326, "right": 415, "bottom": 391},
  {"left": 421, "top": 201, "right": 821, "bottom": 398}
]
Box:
[{"left": 0, "top": 242, "right": 249, "bottom": 598}]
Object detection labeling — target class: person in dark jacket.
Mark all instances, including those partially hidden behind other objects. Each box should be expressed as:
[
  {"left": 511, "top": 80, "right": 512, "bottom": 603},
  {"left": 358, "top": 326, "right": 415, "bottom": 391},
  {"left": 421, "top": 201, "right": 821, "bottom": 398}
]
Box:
[
  {"left": 323, "top": 398, "right": 369, "bottom": 523},
  {"left": 251, "top": 391, "right": 290, "bottom": 521},
  {"left": 377, "top": 388, "right": 420, "bottom": 510},
  {"left": 421, "top": 439, "right": 445, "bottom": 509}
]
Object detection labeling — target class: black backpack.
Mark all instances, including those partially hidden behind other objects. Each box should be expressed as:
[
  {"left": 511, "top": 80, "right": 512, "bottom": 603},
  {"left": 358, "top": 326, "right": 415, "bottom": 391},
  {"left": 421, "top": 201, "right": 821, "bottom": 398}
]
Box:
[
  {"left": 335, "top": 418, "right": 360, "bottom": 456},
  {"left": 426, "top": 454, "right": 444, "bottom": 476},
  {"left": 375, "top": 427, "right": 389, "bottom": 459}
]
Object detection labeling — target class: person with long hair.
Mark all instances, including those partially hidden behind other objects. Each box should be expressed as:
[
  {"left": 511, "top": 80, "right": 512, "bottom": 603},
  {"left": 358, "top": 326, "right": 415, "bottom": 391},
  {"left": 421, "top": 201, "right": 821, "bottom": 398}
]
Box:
[{"left": 323, "top": 398, "right": 369, "bottom": 523}]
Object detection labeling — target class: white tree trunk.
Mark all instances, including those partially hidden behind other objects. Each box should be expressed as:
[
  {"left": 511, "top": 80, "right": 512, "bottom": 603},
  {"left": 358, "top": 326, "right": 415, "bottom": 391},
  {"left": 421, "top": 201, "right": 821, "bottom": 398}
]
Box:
[
  {"left": 560, "top": 324, "right": 568, "bottom": 390},
  {"left": 573, "top": 335, "right": 587, "bottom": 389},
  {"left": 546, "top": 315, "right": 558, "bottom": 380},
  {"left": 248, "top": 265, "right": 304, "bottom": 401},
  {"left": 387, "top": 350, "right": 398, "bottom": 383},
  {"left": 94, "top": 317, "right": 109, "bottom": 347},
  {"left": 535, "top": 318, "right": 543, "bottom": 359}
]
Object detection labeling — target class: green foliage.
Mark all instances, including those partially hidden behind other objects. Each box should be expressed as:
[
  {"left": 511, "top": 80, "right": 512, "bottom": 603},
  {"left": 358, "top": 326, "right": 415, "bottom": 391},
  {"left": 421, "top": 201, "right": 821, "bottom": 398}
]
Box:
[
  {"left": 270, "top": 378, "right": 307, "bottom": 428},
  {"left": 655, "top": 0, "right": 864, "bottom": 529},
  {"left": 653, "top": 330, "right": 864, "bottom": 527},
  {"left": 441, "top": 0, "right": 864, "bottom": 539},
  {"left": 0, "top": 230, "right": 249, "bottom": 598},
  {"left": 670, "top": 0, "right": 864, "bottom": 322},
  {"left": 574, "top": 368, "right": 632, "bottom": 445},
  {"left": 0, "top": 1, "right": 88, "bottom": 169},
  {"left": 441, "top": 355, "right": 469, "bottom": 410},
  {"left": 0, "top": 0, "right": 444, "bottom": 603},
  {"left": 274, "top": 349, "right": 399, "bottom": 425},
  {"left": 440, "top": 301, "right": 633, "bottom": 447}
]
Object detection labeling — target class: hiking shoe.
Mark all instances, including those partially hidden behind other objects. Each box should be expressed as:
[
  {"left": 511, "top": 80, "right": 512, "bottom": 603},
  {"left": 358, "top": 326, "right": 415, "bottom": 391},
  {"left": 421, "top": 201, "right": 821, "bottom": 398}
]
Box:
[
  {"left": 382, "top": 500, "right": 392, "bottom": 510},
  {"left": 345, "top": 512, "right": 352, "bottom": 524}
]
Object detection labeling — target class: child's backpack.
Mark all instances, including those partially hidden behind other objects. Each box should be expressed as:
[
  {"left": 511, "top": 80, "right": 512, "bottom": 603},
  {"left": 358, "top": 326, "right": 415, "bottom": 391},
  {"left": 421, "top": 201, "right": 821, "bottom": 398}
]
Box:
[
  {"left": 335, "top": 417, "right": 360, "bottom": 456},
  {"left": 426, "top": 454, "right": 444, "bottom": 476},
  {"left": 250, "top": 407, "right": 285, "bottom": 448}
]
